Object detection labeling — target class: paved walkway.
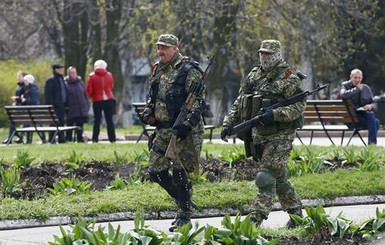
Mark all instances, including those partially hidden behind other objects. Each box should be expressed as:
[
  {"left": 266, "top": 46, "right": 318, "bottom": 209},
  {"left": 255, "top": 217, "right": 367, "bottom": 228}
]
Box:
[{"left": 1, "top": 203, "right": 385, "bottom": 245}]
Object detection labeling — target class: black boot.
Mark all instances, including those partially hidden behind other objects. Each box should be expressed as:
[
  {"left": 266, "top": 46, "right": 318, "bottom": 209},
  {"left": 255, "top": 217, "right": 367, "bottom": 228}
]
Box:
[
  {"left": 169, "top": 211, "right": 191, "bottom": 232},
  {"left": 286, "top": 208, "right": 303, "bottom": 228},
  {"left": 149, "top": 170, "right": 198, "bottom": 210},
  {"left": 149, "top": 170, "right": 178, "bottom": 199}
]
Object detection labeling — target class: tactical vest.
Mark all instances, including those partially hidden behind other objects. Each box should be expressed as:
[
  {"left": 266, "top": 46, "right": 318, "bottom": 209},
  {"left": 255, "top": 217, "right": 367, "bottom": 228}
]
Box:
[
  {"left": 241, "top": 66, "right": 304, "bottom": 136},
  {"left": 150, "top": 58, "right": 204, "bottom": 125}
]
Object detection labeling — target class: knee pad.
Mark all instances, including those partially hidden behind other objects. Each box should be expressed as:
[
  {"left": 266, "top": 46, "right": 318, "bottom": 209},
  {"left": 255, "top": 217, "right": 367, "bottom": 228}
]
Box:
[{"left": 255, "top": 170, "right": 275, "bottom": 190}]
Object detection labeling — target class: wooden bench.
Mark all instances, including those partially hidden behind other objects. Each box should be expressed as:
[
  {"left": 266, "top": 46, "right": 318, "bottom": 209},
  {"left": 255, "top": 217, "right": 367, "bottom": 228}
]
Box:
[
  {"left": 132, "top": 102, "right": 216, "bottom": 143},
  {"left": 296, "top": 99, "right": 366, "bottom": 146},
  {"left": 4, "top": 105, "right": 80, "bottom": 145}
]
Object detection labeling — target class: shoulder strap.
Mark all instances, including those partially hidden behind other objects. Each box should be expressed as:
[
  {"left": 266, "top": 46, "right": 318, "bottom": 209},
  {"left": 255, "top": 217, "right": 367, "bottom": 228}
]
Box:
[{"left": 174, "top": 58, "right": 204, "bottom": 86}]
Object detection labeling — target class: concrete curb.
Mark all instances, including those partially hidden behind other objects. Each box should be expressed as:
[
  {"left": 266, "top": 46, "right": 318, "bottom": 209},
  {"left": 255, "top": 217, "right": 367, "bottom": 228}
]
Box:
[{"left": 1, "top": 195, "right": 385, "bottom": 230}]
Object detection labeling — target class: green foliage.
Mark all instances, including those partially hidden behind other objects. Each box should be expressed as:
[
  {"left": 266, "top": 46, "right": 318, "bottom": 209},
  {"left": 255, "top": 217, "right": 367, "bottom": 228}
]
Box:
[
  {"left": 106, "top": 175, "right": 129, "bottom": 190},
  {"left": 357, "top": 208, "right": 385, "bottom": 241},
  {"left": 49, "top": 218, "right": 131, "bottom": 245},
  {"left": 219, "top": 147, "right": 247, "bottom": 168},
  {"left": 290, "top": 204, "right": 354, "bottom": 239},
  {"left": 128, "top": 151, "right": 149, "bottom": 166},
  {"left": 204, "top": 149, "right": 215, "bottom": 160},
  {"left": 0, "top": 166, "right": 22, "bottom": 198},
  {"left": 287, "top": 147, "right": 328, "bottom": 177},
  {"left": 14, "top": 150, "right": 35, "bottom": 169},
  {"left": 189, "top": 168, "right": 208, "bottom": 184},
  {"left": 203, "top": 214, "right": 271, "bottom": 244},
  {"left": 112, "top": 150, "right": 129, "bottom": 164},
  {"left": 342, "top": 147, "right": 359, "bottom": 165},
  {"left": 47, "top": 176, "right": 92, "bottom": 196},
  {"left": 357, "top": 147, "right": 383, "bottom": 171},
  {"left": 65, "top": 150, "right": 83, "bottom": 169},
  {"left": 0, "top": 60, "right": 52, "bottom": 127},
  {"left": 48, "top": 212, "right": 272, "bottom": 244}
]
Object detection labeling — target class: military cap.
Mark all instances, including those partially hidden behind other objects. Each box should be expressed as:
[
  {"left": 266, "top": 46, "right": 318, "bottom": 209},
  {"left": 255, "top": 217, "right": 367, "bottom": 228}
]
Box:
[
  {"left": 155, "top": 34, "right": 178, "bottom": 46},
  {"left": 258, "top": 40, "right": 281, "bottom": 54}
]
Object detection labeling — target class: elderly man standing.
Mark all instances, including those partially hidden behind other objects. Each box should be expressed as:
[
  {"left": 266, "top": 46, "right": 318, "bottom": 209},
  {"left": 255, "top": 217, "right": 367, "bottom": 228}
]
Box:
[
  {"left": 221, "top": 40, "right": 306, "bottom": 228},
  {"left": 44, "top": 64, "right": 67, "bottom": 143},
  {"left": 141, "top": 34, "right": 206, "bottom": 231}
]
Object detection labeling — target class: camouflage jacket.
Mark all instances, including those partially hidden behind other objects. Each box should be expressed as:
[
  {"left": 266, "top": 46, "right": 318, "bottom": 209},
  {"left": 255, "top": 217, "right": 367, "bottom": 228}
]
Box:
[
  {"left": 223, "top": 61, "right": 306, "bottom": 140},
  {"left": 143, "top": 53, "right": 205, "bottom": 128}
]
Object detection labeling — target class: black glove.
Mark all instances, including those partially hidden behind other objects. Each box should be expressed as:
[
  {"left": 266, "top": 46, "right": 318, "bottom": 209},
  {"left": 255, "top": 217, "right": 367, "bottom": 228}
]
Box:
[
  {"left": 258, "top": 109, "right": 274, "bottom": 126},
  {"left": 173, "top": 124, "right": 192, "bottom": 140},
  {"left": 220, "top": 127, "right": 233, "bottom": 140}
]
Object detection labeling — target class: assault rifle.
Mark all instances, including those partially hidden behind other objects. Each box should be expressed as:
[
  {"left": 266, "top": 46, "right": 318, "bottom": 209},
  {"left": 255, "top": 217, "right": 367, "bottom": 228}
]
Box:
[
  {"left": 165, "top": 56, "right": 215, "bottom": 160},
  {"left": 232, "top": 84, "right": 329, "bottom": 137}
]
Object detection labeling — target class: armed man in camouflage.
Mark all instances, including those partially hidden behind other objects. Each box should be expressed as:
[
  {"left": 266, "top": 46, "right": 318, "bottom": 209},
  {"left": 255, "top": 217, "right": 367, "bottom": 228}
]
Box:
[
  {"left": 141, "top": 34, "right": 205, "bottom": 231},
  {"left": 221, "top": 40, "right": 305, "bottom": 228}
]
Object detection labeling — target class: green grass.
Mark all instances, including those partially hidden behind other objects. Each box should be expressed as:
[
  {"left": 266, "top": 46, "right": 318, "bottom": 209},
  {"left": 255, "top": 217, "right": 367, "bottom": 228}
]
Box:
[
  {"left": 1, "top": 129, "right": 385, "bottom": 221},
  {"left": 0, "top": 170, "right": 384, "bottom": 221},
  {"left": 0, "top": 135, "right": 243, "bottom": 164}
]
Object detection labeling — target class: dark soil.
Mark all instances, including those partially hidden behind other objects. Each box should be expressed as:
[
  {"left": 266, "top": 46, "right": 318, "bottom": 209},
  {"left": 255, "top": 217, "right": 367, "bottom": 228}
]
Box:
[{"left": 1, "top": 158, "right": 370, "bottom": 244}]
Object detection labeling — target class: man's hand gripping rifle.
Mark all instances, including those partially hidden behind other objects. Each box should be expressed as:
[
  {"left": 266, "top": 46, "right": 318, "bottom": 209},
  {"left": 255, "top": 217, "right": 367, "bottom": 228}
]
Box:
[
  {"left": 227, "top": 84, "right": 329, "bottom": 140},
  {"left": 165, "top": 56, "right": 215, "bottom": 160}
]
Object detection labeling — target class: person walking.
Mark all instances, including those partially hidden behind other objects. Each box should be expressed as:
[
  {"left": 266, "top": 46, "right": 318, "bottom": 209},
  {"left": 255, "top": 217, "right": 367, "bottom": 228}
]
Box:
[
  {"left": 2, "top": 71, "right": 26, "bottom": 144},
  {"left": 141, "top": 34, "right": 206, "bottom": 231},
  {"left": 65, "top": 66, "right": 89, "bottom": 143},
  {"left": 221, "top": 39, "right": 305, "bottom": 228},
  {"left": 44, "top": 63, "right": 67, "bottom": 143},
  {"left": 86, "top": 60, "right": 116, "bottom": 143},
  {"left": 340, "top": 68, "right": 380, "bottom": 145}
]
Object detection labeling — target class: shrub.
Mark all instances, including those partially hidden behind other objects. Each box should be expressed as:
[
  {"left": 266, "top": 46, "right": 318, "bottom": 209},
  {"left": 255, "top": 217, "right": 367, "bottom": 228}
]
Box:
[
  {"left": 47, "top": 176, "right": 92, "bottom": 196},
  {"left": 0, "top": 166, "right": 22, "bottom": 198},
  {"left": 0, "top": 60, "right": 53, "bottom": 127}
]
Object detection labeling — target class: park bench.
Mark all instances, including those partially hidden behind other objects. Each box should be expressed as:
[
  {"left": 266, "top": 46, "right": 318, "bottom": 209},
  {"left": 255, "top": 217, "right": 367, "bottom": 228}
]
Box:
[
  {"left": 296, "top": 99, "right": 366, "bottom": 146},
  {"left": 4, "top": 105, "right": 80, "bottom": 145},
  {"left": 132, "top": 102, "right": 216, "bottom": 143}
]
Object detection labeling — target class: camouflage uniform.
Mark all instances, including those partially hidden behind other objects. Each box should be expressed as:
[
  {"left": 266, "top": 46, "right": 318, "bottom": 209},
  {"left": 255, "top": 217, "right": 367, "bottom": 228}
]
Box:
[
  {"left": 222, "top": 40, "right": 305, "bottom": 227},
  {"left": 142, "top": 34, "right": 205, "bottom": 231}
]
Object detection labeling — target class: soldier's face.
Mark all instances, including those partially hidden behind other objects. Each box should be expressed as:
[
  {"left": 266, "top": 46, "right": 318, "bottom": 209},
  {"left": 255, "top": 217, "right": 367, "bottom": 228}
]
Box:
[{"left": 157, "top": 45, "right": 177, "bottom": 64}]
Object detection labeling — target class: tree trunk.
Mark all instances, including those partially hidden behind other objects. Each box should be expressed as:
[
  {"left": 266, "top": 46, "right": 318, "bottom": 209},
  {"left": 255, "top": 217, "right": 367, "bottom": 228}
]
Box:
[
  {"left": 207, "top": 0, "right": 240, "bottom": 125},
  {"left": 104, "top": 0, "right": 123, "bottom": 125}
]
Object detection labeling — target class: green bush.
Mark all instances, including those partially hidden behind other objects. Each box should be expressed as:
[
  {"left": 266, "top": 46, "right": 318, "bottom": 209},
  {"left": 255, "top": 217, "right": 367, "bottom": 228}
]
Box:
[{"left": 0, "top": 59, "right": 54, "bottom": 127}]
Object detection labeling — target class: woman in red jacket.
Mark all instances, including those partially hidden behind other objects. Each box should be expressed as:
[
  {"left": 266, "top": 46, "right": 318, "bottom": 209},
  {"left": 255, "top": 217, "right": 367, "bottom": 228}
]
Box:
[{"left": 86, "top": 60, "right": 116, "bottom": 143}]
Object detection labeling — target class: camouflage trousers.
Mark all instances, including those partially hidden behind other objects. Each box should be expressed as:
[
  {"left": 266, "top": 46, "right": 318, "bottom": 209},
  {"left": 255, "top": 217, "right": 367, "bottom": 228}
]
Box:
[
  {"left": 251, "top": 134, "right": 302, "bottom": 223},
  {"left": 148, "top": 124, "right": 203, "bottom": 173}
]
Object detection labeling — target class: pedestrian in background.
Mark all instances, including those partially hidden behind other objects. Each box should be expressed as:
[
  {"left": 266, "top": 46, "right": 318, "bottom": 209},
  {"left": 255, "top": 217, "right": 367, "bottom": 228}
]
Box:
[
  {"left": 221, "top": 39, "right": 305, "bottom": 228},
  {"left": 65, "top": 66, "right": 89, "bottom": 143},
  {"left": 44, "top": 63, "right": 67, "bottom": 143},
  {"left": 21, "top": 74, "right": 46, "bottom": 143},
  {"left": 86, "top": 59, "right": 116, "bottom": 143},
  {"left": 341, "top": 68, "right": 379, "bottom": 145},
  {"left": 2, "top": 71, "right": 26, "bottom": 144}
]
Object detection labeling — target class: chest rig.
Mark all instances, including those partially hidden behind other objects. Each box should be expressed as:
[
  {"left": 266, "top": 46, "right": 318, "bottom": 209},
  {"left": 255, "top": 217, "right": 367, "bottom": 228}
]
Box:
[
  {"left": 241, "top": 65, "right": 291, "bottom": 121},
  {"left": 149, "top": 58, "right": 203, "bottom": 125}
]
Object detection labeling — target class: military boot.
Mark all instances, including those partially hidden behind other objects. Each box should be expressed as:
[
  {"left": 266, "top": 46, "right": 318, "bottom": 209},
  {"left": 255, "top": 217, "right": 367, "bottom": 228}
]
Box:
[
  {"left": 249, "top": 212, "right": 266, "bottom": 227},
  {"left": 285, "top": 208, "right": 303, "bottom": 229},
  {"left": 169, "top": 211, "right": 191, "bottom": 232}
]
